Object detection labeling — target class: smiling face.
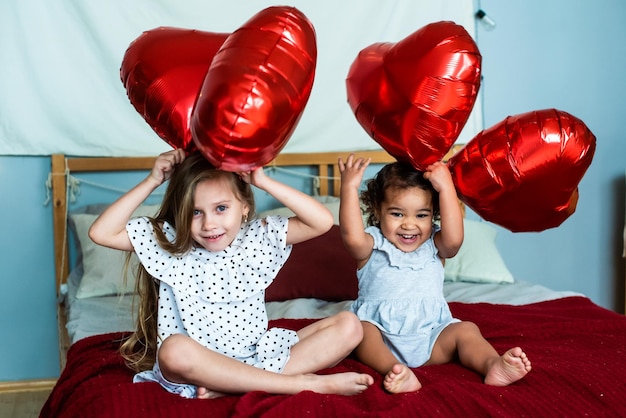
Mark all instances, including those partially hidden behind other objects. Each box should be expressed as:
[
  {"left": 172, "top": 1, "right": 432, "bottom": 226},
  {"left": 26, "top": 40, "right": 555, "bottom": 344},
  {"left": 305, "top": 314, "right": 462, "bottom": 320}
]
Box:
[
  {"left": 190, "top": 178, "right": 249, "bottom": 252},
  {"left": 377, "top": 186, "right": 435, "bottom": 253}
]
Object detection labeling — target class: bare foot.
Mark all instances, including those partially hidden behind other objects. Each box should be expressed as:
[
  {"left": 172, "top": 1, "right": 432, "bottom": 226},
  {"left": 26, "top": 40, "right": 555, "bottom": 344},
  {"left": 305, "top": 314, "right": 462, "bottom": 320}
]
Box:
[
  {"left": 485, "top": 347, "right": 531, "bottom": 386},
  {"left": 383, "top": 364, "right": 422, "bottom": 393},
  {"left": 196, "top": 386, "right": 227, "bottom": 399},
  {"left": 302, "top": 372, "right": 374, "bottom": 396}
]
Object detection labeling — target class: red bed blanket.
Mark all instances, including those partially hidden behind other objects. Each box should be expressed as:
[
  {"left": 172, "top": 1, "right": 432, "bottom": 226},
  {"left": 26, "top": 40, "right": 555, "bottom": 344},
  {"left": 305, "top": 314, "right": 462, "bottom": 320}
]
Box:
[{"left": 41, "top": 296, "right": 626, "bottom": 417}]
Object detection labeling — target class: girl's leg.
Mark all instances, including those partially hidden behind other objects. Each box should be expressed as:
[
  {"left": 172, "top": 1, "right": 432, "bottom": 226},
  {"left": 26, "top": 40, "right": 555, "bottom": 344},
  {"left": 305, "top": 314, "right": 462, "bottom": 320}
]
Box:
[
  {"left": 427, "top": 321, "right": 531, "bottom": 386},
  {"left": 352, "top": 321, "right": 421, "bottom": 393},
  {"left": 158, "top": 333, "right": 373, "bottom": 397},
  {"left": 283, "top": 311, "right": 363, "bottom": 374},
  {"left": 354, "top": 322, "right": 399, "bottom": 374}
]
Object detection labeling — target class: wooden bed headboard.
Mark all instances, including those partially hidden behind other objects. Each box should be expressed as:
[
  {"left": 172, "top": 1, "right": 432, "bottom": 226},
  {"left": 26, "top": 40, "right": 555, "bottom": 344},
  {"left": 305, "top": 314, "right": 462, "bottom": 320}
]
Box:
[
  {"left": 49, "top": 147, "right": 461, "bottom": 369},
  {"left": 50, "top": 150, "right": 397, "bottom": 294},
  {"left": 50, "top": 146, "right": 463, "bottom": 294},
  {"left": 49, "top": 149, "right": 397, "bottom": 370}
]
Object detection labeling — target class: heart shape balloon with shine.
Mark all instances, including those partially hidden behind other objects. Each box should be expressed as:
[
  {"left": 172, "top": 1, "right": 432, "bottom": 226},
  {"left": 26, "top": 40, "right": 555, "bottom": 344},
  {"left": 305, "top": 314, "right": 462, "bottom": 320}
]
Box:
[
  {"left": 121, "top": 27, "right": 228, "bottom": 152},
  {"left": 191, "top": 6, "right": 316, "bottom": 171},
  {"left": 121, "top": 6, "right": 316, "bottom": 171},
  {"left": 346, "top": 21, "right": 482, "bottom": 171},
  {"left": 448, "top": 109, "right": 596, "bottom": 232}
]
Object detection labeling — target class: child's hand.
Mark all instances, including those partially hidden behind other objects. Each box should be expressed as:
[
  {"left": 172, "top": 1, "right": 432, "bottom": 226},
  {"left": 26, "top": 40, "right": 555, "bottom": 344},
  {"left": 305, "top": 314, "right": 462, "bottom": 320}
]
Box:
[
  {"left": 424, "top": 161, "right": 454, "bottom": 192},
  {"left": 237, "top": 166, "right": 267, "bottom": 188},
  {"left": 339, "top": 154, "right": 371, "bottom": 190},
  {"left": 149, "top": 149, "right": 185, "bottom": 185}
]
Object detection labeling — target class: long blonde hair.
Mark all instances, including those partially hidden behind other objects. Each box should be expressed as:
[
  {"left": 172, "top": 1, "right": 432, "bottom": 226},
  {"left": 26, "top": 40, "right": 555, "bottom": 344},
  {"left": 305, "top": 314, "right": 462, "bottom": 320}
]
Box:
[{"left": 120, "top": 152, "right": 256, "bottom": 372}]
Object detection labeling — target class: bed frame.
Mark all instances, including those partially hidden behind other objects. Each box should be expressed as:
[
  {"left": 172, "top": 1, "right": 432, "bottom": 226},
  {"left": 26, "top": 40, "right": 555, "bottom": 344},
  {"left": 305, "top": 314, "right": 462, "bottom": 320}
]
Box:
[
  {"left": 49, "top": 150, "right": 395, "bottom": 367},
  {"left": 45, "top": 147, "right": 626, "bottom": 417},
  {"left": 50, "top": 147, "right": 464, "bottom": 369}
]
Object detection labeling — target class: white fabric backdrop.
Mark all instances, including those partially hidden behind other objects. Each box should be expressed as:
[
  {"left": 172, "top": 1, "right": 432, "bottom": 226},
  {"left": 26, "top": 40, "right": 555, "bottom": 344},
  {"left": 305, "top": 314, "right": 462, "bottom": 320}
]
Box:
[{"left": 1, "top": 0, "right": 479, "bottom": 156}]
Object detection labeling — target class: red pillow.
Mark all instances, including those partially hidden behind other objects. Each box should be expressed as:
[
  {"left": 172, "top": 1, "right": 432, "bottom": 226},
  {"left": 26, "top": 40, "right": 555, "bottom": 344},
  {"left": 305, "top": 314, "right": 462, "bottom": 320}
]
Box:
[{"left": 266, "top": 225, "right": 358, "bottom": 302}]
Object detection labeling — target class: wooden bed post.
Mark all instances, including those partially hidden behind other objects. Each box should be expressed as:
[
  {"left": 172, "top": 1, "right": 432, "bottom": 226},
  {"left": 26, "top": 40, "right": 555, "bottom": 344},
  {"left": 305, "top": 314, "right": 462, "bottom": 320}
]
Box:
[
  {"left": 51, "top": 154, "right": 69, "bottom": 296},
  {"left": 50, "top": 154, "right": 71, "bottom": 370}
]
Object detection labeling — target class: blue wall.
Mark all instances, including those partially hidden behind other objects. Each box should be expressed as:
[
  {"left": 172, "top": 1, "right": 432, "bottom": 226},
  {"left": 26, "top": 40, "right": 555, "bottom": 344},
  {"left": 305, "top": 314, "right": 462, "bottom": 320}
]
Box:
[
  {"left": 0, "top": 157, "right": 58, "bottom": 380},
  {"left": 477, "top": 0, "right": 626, "bottom": 310},
  {"left": 1, "top": 0, "right": 625, "bottom": 382}
]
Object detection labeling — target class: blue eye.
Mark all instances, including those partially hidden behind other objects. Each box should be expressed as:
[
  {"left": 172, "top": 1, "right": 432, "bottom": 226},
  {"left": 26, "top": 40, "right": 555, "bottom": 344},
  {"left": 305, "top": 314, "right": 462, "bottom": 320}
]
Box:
[
  {"left": 193, "top": 209, "right": 201, "bottom": 216},
  {"left": 216, "top": 205, "right": 227, "bottom": 213}
]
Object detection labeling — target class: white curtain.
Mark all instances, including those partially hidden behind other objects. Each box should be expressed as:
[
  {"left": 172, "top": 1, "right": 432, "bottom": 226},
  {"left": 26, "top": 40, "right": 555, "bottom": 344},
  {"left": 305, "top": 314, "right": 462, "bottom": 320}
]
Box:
[{"left": 0, "top": 0, "right": 479, "bottom": 156}]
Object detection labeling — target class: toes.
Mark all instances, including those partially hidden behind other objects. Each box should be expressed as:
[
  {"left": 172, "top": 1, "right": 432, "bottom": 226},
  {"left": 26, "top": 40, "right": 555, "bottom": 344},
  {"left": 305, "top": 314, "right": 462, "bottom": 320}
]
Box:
[{"left": 196, "top": 387, "right": 209, "bottom": 400}]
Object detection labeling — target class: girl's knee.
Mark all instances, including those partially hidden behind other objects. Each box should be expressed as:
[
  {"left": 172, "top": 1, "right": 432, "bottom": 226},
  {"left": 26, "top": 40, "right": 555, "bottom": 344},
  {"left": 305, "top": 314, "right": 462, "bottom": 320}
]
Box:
[
  {"left": 335, "top": 310, "right": 360, "bottom": 327},
  {"left": 449, "top": 321, "right": 482, "bottom": 339},
  {"left": 459, "top": 321, "right": 480, "bottom": 334},
  {"left": 158, "top": 334, "right": 195, "bottom": 376},
  {"left": 334, "top": 311, "right": 363, "bottom": 343}
]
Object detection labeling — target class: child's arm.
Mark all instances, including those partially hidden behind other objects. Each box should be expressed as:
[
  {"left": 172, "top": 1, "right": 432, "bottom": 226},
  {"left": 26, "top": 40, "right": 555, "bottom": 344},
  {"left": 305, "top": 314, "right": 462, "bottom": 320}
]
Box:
[
  {"left": 242, "top": 167, "right": 334, "bottom": 245},
  {"left": 338, "top": 154, "right": 374, "bottom": 266},
  {"left": 89, "top": 149, "right": 185, "bottom": 251},
  {"left": 424, "top": 161, "right": 464, "bottom": 259}
]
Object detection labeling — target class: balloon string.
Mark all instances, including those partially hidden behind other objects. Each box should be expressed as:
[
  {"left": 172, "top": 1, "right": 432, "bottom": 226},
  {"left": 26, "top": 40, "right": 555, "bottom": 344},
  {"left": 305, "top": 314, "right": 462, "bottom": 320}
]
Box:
[
  {"left": 44, "top": 165, "right": 334, "bottom": 206},
  {"left": 69, "top": 176, "right": 168, "bottom": 196},
  {"left": 45, "top": 166, "right": 324, "bottom": 208}
]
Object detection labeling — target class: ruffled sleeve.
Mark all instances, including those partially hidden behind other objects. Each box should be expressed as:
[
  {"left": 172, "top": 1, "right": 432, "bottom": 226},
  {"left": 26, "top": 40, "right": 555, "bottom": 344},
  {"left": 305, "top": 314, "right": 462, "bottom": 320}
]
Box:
[{"left": 126, "top": 216, "right": 292, "bottom": 302}]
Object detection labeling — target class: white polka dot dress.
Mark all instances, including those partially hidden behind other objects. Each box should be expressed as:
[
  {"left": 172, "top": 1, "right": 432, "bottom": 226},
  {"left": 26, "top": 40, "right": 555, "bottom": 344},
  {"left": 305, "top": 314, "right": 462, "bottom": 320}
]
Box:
[{"left": 126, "top": 215, "right": 298, "bottom": 373}]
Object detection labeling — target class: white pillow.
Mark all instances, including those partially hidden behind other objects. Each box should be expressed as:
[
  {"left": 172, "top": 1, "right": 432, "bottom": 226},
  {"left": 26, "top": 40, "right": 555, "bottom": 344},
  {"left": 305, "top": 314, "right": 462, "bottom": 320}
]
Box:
[
  {"left": 258, "top": 196, "right": 340, "bottom": 224},
  {"left": 70, "top": 205, "right": 160, "bottom": 299},
  {"left": 444, "top": 219, "right": 514, "bottom": 284}
]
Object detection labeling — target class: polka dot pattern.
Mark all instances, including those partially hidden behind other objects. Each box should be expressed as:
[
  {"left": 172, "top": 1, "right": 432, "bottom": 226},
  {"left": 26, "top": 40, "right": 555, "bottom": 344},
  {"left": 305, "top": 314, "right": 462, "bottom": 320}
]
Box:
[{"left": 126, "top": 216, "right": 298, "bottom": 371}]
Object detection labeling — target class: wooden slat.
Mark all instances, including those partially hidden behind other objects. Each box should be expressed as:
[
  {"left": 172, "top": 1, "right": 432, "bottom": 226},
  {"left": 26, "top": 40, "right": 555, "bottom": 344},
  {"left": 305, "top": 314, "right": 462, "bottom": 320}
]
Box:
[
  {"left": 66, "top": 156, "right": 157, "bottom": 172},
  {"left": 272, "top": 150, "right": 394, "bottom": 166},
  {"left": 50, "top": 155, "right": 68, "bottom": 295},
  {"left": 50, "top": 155, "right": 70, "bottom": 373},
  {"left": 57, "top": 303, "right": 69, "bottom": 371}
]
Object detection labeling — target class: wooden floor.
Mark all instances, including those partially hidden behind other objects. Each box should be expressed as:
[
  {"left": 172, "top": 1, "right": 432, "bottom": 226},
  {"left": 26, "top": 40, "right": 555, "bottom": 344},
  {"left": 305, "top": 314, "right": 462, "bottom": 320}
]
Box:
[{"left": 0, "top": 388, "right": 51, "bottom": 418}]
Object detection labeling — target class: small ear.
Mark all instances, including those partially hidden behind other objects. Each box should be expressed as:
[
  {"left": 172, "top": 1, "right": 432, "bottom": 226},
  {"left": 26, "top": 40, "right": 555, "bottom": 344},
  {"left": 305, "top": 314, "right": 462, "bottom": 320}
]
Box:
[{"left": 371, "top": 209, "right": 380, "bottom": 226}]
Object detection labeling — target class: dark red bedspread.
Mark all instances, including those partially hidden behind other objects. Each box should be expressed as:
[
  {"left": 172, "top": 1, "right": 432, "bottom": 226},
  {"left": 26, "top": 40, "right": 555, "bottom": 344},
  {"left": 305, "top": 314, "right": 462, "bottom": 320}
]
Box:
[{"left": 41, "top": 297, "right": 626, "bottom": 417}]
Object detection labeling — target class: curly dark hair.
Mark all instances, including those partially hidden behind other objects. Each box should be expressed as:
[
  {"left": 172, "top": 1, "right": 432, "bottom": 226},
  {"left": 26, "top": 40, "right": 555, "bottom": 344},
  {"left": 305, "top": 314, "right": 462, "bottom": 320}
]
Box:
[{"left": 360, "top": 162, "right": 440, "bottom": 227}]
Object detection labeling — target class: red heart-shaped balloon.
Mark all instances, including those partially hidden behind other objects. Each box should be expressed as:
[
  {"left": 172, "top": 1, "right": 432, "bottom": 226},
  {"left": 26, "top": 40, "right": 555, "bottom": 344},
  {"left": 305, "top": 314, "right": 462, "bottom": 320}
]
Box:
[
  {"left": 191, "top": 6, "right": 317, "bottom": 171},
  {"left": 121, "top": 27, "right": 228, "bottom": 152},
  {"left": 448, "top": 109, "right": 596, "bottom": 232},
  {"left": 346, "top": 21, "right": 481, "bottom": 171}
]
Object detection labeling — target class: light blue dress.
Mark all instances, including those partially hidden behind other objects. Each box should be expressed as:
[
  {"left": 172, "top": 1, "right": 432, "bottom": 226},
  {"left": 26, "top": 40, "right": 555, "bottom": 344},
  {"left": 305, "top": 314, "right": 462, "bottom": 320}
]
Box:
[{"left": 351, "top": 226, "right": 459, "bottom": 367}]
